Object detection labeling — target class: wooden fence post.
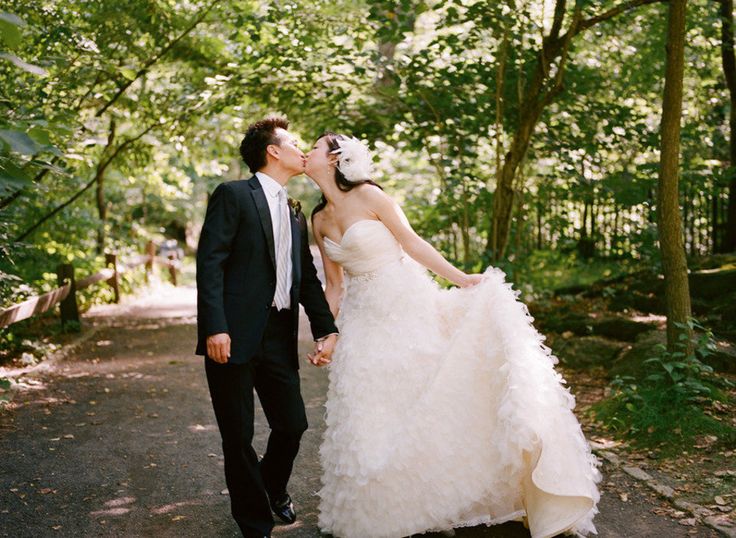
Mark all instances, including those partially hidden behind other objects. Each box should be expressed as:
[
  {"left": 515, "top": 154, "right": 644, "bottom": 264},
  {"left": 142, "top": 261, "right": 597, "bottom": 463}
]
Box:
[
  {"left": 105, "top": 253, "right": 120, "bottom": 303},
  {"left": 167, "top": 253, "right": 177, "bottom": 286},
  {"left": 57, "top": 263, "right": 81, "bottom": 331},
  {"left": 145, "top": 241, "right": 155, "bottom": 282}
]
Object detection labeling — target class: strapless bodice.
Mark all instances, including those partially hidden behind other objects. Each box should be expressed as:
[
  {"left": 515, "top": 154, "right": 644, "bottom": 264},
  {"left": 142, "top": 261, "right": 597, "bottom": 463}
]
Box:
[{"left": 323, "top": 220, "right": 404, "bottom": 276}]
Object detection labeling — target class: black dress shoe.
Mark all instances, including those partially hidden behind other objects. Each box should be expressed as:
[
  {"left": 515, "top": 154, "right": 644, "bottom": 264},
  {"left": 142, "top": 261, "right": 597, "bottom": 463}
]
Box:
[{"left": 270, "top": 492, "right": 296, "bottom": 524}]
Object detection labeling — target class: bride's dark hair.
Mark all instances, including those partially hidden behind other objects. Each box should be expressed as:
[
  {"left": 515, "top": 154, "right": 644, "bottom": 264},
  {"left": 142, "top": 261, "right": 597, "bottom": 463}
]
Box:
[{"left": 311, "top": 132, "right": 383, "bottom": 220}]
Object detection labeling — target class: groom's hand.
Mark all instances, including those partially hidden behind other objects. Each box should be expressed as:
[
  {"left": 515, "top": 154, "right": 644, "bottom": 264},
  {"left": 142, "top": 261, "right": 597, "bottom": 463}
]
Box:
[
  {"left": 308, "top": 333, "right": 337, "bottom": 367},
  {"left": 206, "top": 333, "right": 231, "bottom": 363}
]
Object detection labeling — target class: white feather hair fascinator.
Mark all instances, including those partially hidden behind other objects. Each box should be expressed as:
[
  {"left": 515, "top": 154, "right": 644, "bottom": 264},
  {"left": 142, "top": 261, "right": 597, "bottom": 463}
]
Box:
[{"left": 331, "top": 136, "right": 373, "bottom": 182}]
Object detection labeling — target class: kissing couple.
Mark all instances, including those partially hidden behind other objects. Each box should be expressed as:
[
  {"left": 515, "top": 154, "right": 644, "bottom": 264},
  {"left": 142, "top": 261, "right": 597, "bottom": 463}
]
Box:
[{"left": 196, "top": 116, "right": 601, "bottom": 538}]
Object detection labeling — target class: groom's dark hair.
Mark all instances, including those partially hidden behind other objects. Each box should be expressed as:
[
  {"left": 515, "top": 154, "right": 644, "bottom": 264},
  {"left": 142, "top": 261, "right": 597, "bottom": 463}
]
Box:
[{"left": 240, "top": 116, "right": 290, "bottom": 173}]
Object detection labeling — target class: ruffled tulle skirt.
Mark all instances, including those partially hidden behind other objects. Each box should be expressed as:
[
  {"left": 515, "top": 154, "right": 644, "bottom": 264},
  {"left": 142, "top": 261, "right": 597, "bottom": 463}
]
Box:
[{"left": 318, "top": 257, "right": 600, "bottom": 538}]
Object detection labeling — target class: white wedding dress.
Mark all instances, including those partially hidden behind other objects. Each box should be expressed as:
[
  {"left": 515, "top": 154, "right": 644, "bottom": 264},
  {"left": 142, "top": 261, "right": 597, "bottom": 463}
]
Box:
[{"left": 318, "top": 219, "right": 600, "bottom": 538}]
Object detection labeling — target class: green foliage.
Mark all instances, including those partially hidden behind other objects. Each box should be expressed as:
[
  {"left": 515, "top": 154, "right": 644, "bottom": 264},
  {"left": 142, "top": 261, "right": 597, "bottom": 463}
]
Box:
[
  {"left": 494, "top": 248, "right": 638, "bottom": 300},
  {"left": 0, "top": 0, "right": 733, "bottom": 318},
  {"left": 594, "top": 320, "right": 735, "bottom": 453}
]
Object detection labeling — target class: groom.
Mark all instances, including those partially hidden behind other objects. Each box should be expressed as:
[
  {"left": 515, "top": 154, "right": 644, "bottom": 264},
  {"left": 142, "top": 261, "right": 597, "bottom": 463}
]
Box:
[{"left": 196, "top": 116, "right": 338, "bottom": 537}]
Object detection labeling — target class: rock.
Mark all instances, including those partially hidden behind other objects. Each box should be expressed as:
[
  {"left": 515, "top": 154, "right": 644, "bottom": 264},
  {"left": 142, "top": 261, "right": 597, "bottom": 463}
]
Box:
[
  {"left": 622, "top": 465, "right": 653, "bottom": 481},
  {"left": 674, "top": 499, "right": 714, "bottom": 518},
  {"left": 611, "top": 331, "right": 666, "bottom": 377},
  {"left": 534, "top": 309, "right": 592, "bottom": 336},
  {"left": 590, "top": 316, "right": 658, "bottom": 342},
  {"left": 597, "top": 450, "right": 622, "bottom": 466},
  {"left": 609, "top": 289, "right": 664, "bottom": 315},
  {"left": 612, "top": 329, "right": 736, "bottom": 376},
  {"left": 548, "top": 335, "right": 627, "bottom": 369},
  {"left": 689, "top": 253, "right": 736, "bottom": 270},
  {"left": 553, "top": 283, "right": 589, "bottom": 296},
  {"left": 704, "top": 515, "right": 736, "bottom": 538},
  {"left": 647, "top": 481, "right": 675, "bottom": 499},
  {"left": 707, "top": 340, "right": 736, "bottom": 375},
  {"left": 689, "top": 268, "right": 736, "bottom": 301}
]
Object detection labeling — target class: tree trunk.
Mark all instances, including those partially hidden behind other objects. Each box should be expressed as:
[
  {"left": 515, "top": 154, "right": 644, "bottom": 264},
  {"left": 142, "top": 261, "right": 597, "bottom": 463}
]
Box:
[
  {"left": 657, "top": 0, "right": 693, "bottom": 352},
  {"left": 96, "top": 173, "right": 107, "bottom": 254},
  {"left": 536, "top": 200, "right": 543, "bottom": 249},
  {"left": 490, "top": 101, "right": 546, "bottom": 259},
  {"left": 484, "top": 0, "right": 664, "bottom": 259},
  {"left": 719, "top": 0, "right": 736, "bottom": 251},
  {"left": 700, "top": 191, "right": 708, "bottom": 254},
  {"left": 712, "top": 190, "right": 719, "bottom": 252},
  {"left": 614, "top": 204, "right": 620, "bottom": 255},
  {"left": 460, "top": 182, "right": 471, "bottom": 268}
]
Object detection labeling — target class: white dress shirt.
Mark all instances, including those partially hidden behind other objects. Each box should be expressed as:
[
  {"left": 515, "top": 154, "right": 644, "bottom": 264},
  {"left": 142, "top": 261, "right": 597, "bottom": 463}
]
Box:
[{"left": 256, "top": 172, "right": 292, "bottom": 308}]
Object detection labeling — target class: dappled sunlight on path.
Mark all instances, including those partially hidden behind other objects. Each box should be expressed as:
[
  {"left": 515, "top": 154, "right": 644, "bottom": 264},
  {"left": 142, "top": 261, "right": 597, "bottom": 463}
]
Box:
[{"left": 87, "top": 280, "right": 197, "bottom": 321}]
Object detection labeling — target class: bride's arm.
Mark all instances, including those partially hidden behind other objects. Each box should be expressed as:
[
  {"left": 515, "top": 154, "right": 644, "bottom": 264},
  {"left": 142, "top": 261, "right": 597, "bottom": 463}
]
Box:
[
  {"left": 361, "top": 186, "right": 481, "bottom": 288},
  {"left": 313, "top": 220, "right": 344, "bottom": 317}
]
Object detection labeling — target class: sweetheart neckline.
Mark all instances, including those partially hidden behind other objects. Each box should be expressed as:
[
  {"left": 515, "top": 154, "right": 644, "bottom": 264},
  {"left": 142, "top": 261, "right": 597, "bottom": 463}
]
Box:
[{"left": 323, "top": 219, "right": 383, "bottom": 247}]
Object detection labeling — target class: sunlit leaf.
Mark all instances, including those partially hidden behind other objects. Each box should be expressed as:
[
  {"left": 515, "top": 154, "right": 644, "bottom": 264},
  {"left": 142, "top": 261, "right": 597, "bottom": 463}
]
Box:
[
  {"left": 0, "top": 52, "right": 47, "bottom": 75},
  {"left": 120, "top": 67, "right": 137, "bottom": 81},
  {"left": 0, "top": 12, "right": 25, "bottom": 49},
  {"left": 0, "top": 129, "right": 40, "bottom": 155}
]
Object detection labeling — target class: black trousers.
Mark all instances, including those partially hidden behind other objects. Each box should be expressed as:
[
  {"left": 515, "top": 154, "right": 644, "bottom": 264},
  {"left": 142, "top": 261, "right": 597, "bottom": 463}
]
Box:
[{"left": 205, "top": 307, "right": 308, "bottom": 537}]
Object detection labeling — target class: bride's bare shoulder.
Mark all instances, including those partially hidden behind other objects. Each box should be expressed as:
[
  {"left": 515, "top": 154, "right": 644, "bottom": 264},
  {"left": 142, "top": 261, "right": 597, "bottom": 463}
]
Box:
[{"left": 352, "top": 183, "right": 392, "bottom": 205}]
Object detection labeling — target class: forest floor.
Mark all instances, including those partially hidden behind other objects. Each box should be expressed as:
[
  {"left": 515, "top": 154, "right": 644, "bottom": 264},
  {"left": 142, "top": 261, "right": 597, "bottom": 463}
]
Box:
[{"left": 0, "top": 274, "right": 733, "bottom": 538}]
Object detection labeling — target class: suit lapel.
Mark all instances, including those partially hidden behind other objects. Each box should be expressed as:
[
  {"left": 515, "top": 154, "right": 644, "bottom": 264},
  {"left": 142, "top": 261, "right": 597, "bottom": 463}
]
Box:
[
  {"left": 248, "top": 176, "right": 276, "bottom": 271},
  {"left": 290, "top": 207, "right": 301, "bottom": 295}
]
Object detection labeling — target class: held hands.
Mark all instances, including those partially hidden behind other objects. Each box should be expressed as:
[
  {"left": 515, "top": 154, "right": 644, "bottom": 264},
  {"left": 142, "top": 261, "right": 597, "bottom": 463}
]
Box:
[
  {"left": 307, "top": 333, "right": 337, "bottom": 367},
  {"left": 206, "top": 333, "right": 231, "bottom": 363}
]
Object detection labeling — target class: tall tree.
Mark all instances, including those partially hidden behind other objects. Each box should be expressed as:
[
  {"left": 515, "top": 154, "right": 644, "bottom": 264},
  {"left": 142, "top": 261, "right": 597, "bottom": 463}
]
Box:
[
  {"left": 657, "top": 0, "right": 693, "bottom": 350},
  {"left": 719, "top": 0, "right": 736, "bottom": 252},
  {"left": 489, "top": 0, "right": 665, "bottom": 260}
]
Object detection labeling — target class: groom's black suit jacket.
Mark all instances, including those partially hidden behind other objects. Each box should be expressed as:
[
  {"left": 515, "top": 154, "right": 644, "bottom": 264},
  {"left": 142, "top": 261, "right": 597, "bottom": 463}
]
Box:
[{"left": 195, "top": 175, "right": 337, "bottom": 368}]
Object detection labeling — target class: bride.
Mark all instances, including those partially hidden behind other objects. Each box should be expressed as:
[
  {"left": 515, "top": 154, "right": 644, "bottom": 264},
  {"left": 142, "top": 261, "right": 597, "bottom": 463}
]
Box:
[{"left": 303, "top": 133, "right": 600, "bottom": 538}]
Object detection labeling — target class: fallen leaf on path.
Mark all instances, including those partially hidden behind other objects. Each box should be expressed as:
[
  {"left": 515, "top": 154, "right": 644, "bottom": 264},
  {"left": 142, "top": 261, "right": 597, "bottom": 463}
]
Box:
[
  {"left": 714, "top": 470, "right": 736, "bottom": 477},
  {"left": 694, "top": 435, "right": 719, "bottom": 448},
  {"left": 716, "top": 496, "right": 727, "bottom": 505},
  {"left": 619, "top": 493, "right": 628, "bottom": 502},
  {"left": 678, "top": 518, "right": 697, "bottom": 526}
]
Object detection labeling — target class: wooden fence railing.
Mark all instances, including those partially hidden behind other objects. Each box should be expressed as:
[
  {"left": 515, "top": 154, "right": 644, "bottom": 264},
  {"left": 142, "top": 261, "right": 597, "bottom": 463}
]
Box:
[{"left": 0, "top": 241, "right": 180, "bottom": 331}]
